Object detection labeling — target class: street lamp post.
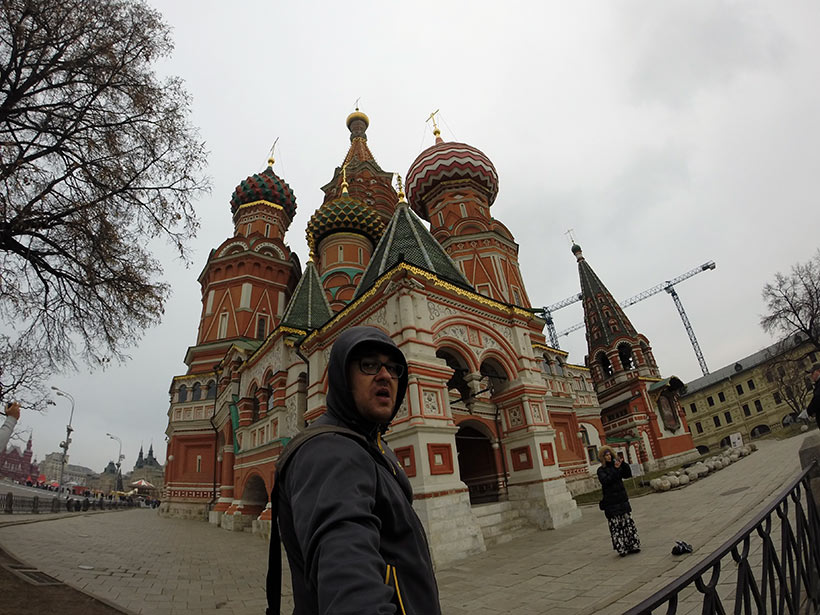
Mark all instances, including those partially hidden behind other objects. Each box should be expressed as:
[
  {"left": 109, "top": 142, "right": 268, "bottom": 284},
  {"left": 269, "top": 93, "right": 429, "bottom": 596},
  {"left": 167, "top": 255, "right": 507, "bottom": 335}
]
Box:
[
  {"left": 51, "top": 386, "right": 75, "bottom": 496},
  {"left": 106, "top": 433, "right": 124, "bottom": 491}
]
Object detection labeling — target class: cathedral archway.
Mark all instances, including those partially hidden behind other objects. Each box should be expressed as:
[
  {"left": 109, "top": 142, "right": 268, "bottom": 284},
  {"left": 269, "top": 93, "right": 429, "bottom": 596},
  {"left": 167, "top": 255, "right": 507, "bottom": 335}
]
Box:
[
  {"left": 436, "top": 347, "right": 473, "bottom": 409},
  {"left": 455, "top": 422, "right": 501, "bottom": 505},
  {"left": 239, "top": 473, "right": 269, "bottom": 517}
]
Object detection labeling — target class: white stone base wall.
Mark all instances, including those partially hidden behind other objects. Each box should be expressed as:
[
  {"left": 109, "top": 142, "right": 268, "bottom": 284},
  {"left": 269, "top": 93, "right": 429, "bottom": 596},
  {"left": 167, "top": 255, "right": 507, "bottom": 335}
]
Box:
[
  {"left": 564, "top": 474, "right": 599, "bottom": 496},
  {"left": 158, "top": 500, "right": 209, "bottom": 520},
  {"left": 252, "top": 518, "right": 272, "bottom": 540},
  {"left": 208, "top": 511, "right": 223, "bottom": 525},
  {"left": 507, "top": 478, "right": 581, "bottom": 530},
  {"left": 221, "top": 512, "right": 254, "bottom": 532},
  {"left": 412, "top": 490, "right": 485, "bottom": 568}
]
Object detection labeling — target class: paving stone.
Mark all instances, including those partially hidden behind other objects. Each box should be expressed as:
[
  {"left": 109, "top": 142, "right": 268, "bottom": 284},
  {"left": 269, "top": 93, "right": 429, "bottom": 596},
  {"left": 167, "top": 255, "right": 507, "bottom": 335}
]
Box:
[{"left": 0, "top": 433, "right": 813, "bottom": 615}]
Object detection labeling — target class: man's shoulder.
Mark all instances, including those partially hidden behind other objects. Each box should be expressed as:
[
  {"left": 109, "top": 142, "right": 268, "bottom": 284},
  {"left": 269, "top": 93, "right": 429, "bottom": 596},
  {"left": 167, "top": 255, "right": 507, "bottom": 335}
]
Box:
[{"left": 281, "top": 427, "right": 373, "bottom": 473}]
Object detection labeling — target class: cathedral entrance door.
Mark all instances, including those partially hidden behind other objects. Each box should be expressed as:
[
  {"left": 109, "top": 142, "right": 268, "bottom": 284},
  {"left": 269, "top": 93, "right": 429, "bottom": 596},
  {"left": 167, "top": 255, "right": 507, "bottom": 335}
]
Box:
[{"left": 455, "top": 424, "right": 500, "bottom": 505}]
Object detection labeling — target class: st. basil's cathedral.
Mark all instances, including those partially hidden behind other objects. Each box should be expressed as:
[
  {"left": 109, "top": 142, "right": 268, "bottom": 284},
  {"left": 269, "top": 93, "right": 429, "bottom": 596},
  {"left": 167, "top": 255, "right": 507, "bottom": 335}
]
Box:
[{"left": 160, "top": 110, "right": 698, "bottom": 566}]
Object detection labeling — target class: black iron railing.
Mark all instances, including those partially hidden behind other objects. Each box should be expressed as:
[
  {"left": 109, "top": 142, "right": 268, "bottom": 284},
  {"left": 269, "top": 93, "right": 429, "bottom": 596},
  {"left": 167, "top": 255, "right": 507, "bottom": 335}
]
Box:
[
  {"left": 625, "top": 461, "right": 820, "bottom": 615},
  {"left": 1, "top": 491, "right": 136, "bottom": 514}
]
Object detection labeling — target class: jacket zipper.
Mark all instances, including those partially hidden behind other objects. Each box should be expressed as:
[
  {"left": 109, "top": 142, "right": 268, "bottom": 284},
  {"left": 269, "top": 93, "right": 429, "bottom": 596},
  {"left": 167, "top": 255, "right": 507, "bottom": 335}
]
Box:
[
  {"left": 384, "top": 564, "right": 407, "bottom": 615},
  {"left": 377, "top": 432, "right": 397, "bottom": 476}
]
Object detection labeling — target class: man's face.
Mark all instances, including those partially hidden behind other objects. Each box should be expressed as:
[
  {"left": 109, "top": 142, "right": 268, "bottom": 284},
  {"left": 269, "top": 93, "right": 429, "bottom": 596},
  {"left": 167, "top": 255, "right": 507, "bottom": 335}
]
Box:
[
  {"left": 812, "top": 368, "right": 820, "bottom": 383},
  {"left": 347, "top": 350, "right": 400, "bottom": 424}
]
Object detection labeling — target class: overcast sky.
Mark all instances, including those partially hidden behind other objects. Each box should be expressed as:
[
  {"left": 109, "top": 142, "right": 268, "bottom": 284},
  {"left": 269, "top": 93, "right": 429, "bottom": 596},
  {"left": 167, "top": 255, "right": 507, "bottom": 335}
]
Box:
[{"left": 17, "top": 1, "right": 820, "bottom": 474}]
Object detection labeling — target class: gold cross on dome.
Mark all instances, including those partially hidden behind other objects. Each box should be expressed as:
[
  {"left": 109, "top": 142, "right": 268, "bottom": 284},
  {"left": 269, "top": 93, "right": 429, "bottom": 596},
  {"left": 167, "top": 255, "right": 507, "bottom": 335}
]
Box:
[
  {"left": 267, "top": 137, "right": 279, "bottom": 167},
  {"left": 426, "top": 109, "right": 440, "bottom": 132}
]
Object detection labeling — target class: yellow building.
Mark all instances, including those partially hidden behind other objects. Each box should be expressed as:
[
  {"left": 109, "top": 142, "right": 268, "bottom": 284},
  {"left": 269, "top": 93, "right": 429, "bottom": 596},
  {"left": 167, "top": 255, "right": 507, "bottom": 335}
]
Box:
[{"left": 680, "top": 338, "right": 817, "bottom": 453}]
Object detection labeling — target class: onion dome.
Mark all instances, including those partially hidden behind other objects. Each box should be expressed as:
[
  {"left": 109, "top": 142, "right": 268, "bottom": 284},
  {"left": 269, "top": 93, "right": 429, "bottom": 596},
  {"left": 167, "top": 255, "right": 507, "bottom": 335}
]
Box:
[
  {"left": 405, "top": 140, "right": 499, "bottom": 220},
  {"left": 306, "top": 192, "right": 385, "bottom": 258},
  {"left": 346, "top": 109, "right": 370, "bottom": 141},
  {"left": 229, "top": 159, "right": 297, "bottom": 220}
]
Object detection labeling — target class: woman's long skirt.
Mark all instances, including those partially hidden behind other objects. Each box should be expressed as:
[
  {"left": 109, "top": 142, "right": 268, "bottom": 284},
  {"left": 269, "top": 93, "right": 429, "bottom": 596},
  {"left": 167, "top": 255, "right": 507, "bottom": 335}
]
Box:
[{"left": 607, "top": 512, "right": 640, "bottom": 555}]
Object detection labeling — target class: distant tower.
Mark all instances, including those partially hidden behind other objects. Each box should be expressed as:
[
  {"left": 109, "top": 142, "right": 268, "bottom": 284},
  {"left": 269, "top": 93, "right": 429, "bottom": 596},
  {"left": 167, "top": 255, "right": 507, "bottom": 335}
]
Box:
[
  {"left": 406, "top": 118, "right": 531, "bottom": 306},
  {"left": 573, "top": 243, "right": 697, "bottom": 470}
]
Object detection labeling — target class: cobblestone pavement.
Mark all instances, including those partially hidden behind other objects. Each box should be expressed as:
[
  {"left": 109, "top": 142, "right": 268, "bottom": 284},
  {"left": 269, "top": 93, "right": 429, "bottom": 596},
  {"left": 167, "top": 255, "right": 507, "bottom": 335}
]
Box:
[{"left": 0, "top": 432, "right": 814, "bottom": 615}]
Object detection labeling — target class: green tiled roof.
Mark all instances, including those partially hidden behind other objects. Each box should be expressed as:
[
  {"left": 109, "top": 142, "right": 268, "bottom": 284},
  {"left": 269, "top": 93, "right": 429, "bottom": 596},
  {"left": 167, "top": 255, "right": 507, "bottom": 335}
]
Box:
[
  {"left": 280, "top": 261, "right": 333, "bottom": 331},
  {"left": 353, "top": 202, "right": 473, "bottom": 299}
]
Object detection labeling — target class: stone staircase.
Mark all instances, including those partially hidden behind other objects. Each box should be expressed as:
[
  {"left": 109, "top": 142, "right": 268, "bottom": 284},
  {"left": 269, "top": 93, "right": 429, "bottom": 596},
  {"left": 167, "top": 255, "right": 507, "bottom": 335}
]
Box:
[{"left": 472, "top": 501, "right": 535, "bottom": 548}]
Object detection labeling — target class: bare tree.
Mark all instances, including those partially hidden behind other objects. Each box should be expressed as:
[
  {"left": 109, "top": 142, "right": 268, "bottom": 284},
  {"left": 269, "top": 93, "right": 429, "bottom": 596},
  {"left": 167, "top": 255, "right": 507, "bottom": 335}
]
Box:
[
  {"left": 764, "top": 348, "right": 814, "bottom": 417},
  {"left": 0, "top": 0, "right": 209, "bottom": 405},
  {"left": 761, "top": 250, "right": 820, "bottom": 355}
]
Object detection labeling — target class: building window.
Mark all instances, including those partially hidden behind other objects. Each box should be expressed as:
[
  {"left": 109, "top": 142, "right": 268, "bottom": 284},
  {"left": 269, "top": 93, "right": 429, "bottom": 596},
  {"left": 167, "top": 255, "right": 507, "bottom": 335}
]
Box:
[
  {"left": 713, "top": 416, "right": 721, "bottom": 427},
  {"left": 177, "top": 385, "right": 187, "bottom": 403},
  {"left": 459, "top": 203, "right": 467, "bottom": 217},
  {"left": 735, "top": 384, "right": 743, "bottom": 395},
  {"left": 218, "top": 312, "right": 229, "bottom": 338},
  {"left": 747, "top": 379, "right": 755, "bottom": 390},
  {"left": 695, "top": 421, "right": 703, "bottom": 434},
  {"left": 358, "top": 247, "right": 363, "bottom": 264},
  {"left": 206, "top": 380, "right": 216, "bottom": 399},
  {"left": 773, "top": 392, "right": 781, "bottom": 404},
  {"left": 718, "top": 391, "right": 726, "bottom": 403},
  {"left": 240, "top": 283, "right": 252, "bottom": 309},
  {"left": 264, "top": 223, "right": 270, "bottom": 237},
  {"left": 246, "top": 223, "right": 251, "bottom": 236},
  {"left": 724, "top": 411, "right": 733, "bottom": 424},
  {"left": 689, "top": 403, "right": 697, "bottom": 414},
  {"left": 192, "top": 382, "right": 201, "bottom": 401},
  {"left": 742, "top": 404, "right": 751, "bottom": 417},
  {"left": 512, "top": 288, "right": 521, "bottom": 305},
  {"left": 765, "top": 371, "right": 774, "bottom": 383},
  {"left": 257, "top": 315, "right": 267, "bottom": 339},
  {"left": 338, "top": 245, "right": 344, "bottom": 263},
  {"left": 754, "top": 400, "right": 763, "bottom": 412},
  {"left": 707, "top": 396, "right": 715, "bottom": 407},
  {"left": 196, "top": 455, "right": 202, "bottom": 473},
  {"left": 205, "top": 289, "right": 215, "bottom": 314}
]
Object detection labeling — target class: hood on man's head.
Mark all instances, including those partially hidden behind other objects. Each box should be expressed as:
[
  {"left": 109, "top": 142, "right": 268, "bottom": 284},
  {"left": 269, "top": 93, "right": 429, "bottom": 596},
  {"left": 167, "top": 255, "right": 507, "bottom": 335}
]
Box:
[{"left": 325, "top": 326, "right": 408, "bottom": 435}]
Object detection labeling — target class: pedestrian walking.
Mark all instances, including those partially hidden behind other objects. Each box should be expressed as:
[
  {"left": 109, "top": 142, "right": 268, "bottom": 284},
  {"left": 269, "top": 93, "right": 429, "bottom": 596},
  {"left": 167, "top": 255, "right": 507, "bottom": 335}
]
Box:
[
  {"left": 267, "top": 326, "right": 441, "bottom": 615},
  {"left": 0, "top": 401, "right": 20, "bottom": 451},
  {"left": 597, "top": 445, "right": 641, "bottom": 557},
  {"left": 806, "top": 363, "right": 820, "bottom": 431}
]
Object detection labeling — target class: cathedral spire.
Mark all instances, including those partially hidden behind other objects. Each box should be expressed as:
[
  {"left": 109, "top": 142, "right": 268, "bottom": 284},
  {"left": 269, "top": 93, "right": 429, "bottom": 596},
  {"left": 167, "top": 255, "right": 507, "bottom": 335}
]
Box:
[{"left": 574, "top": 243, "right": 659, "bottom": 382}]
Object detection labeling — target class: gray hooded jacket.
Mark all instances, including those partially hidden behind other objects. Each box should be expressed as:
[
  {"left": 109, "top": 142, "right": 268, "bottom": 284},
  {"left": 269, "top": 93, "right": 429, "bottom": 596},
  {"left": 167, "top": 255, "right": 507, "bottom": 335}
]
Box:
[{"left": 274, "top": 326, "right": 441, "bottom": 615}]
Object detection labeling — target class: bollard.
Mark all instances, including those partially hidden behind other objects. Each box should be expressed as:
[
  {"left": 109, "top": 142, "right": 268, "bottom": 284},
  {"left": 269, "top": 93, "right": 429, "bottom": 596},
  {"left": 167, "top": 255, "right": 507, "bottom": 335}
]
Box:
[
  {"left": 32, "top": 496, "right": 39, "bottom": 514},
  {"left": 51, "top": 497, "right": 59, "bottom": 513},
  {"left": 4, "top": 492, "right": 12, "bottom": 514},
  {"left": 82, "top": 498, "right": 89, "bottom": 511}
]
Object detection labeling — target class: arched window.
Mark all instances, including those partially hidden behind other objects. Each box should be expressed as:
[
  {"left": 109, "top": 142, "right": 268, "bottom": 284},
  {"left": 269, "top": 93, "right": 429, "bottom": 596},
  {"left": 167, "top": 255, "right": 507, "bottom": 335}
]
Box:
[
  {"left": 191, "top": 382, "right": 202, "bottom": 401},
  {"left": 598, "top": 352, "right": 614, "bottom": 378},
  {"left": 554, "top": 358, "right": 564, "bottom": 377},
  {"left": 177, "top": 385, "right": 187, "bottom": 403},
  {"left": 206, "top": 380, "right": 216, "bottom": 399},
  {"left": 618, "top": 343, "right": 636, "bottom": 370},
  {"left": 250, "top": 386, "right": 259, "bottom": 423},
  {"left": 266, "top": 382, "right": 275, "bottom": 411}
]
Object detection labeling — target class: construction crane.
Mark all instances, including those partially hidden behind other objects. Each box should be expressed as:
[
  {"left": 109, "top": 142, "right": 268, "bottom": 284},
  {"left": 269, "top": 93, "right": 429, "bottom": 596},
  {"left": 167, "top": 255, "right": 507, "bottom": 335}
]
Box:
[
  {"left": 535, "top": 293, "right": 582, "bottom": 349},
  {"left": 556, "top": 261, "right": 716, "bottom": 376}
]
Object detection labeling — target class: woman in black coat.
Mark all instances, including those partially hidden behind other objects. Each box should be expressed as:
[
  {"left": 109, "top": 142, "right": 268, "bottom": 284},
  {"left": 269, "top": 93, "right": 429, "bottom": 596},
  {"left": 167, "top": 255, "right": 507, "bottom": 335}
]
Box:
[{"left": 597, "top": 445, "right": 641, "bottom": 556}]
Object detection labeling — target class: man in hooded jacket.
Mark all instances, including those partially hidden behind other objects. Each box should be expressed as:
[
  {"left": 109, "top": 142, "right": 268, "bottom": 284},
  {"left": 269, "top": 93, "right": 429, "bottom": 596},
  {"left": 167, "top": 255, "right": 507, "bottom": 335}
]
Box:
[{"left": 269, "top": 326, "right": 441, "bottom": 615}]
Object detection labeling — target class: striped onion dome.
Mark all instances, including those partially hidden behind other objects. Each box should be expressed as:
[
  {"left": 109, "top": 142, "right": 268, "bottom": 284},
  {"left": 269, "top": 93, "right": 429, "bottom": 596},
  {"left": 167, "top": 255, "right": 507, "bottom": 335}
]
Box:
[
  {"left": 230, "top": 163, "right": 297, "bottom": 220},
  {"left": 306, "top": 193, "right": 386, "bottom": 257},
  {"left": 405, "top": 140, "right": 499, "bottom": 220}
]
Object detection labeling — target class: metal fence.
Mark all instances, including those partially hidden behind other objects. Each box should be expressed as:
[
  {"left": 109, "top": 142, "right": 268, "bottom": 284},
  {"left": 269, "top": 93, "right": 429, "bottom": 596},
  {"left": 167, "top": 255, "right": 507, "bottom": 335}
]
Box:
[
  {"left": 1, "top": 491, "right": 136, "bottom": 515},
  {"left": 625, "top": 461, "right": 820, "bottom": 615}
]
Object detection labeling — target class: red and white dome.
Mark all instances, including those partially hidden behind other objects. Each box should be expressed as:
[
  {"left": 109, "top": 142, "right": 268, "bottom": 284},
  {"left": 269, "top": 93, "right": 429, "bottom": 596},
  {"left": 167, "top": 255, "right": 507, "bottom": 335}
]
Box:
[{"left": 405, "top": 140, "right": 499, "bottom": 220}]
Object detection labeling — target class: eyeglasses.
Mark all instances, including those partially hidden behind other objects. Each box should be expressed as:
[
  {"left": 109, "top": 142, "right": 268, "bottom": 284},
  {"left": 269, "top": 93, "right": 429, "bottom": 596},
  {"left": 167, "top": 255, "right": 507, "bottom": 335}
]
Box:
[{"left": 358, "top": 357, "right": 404, "bottom": 379}]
